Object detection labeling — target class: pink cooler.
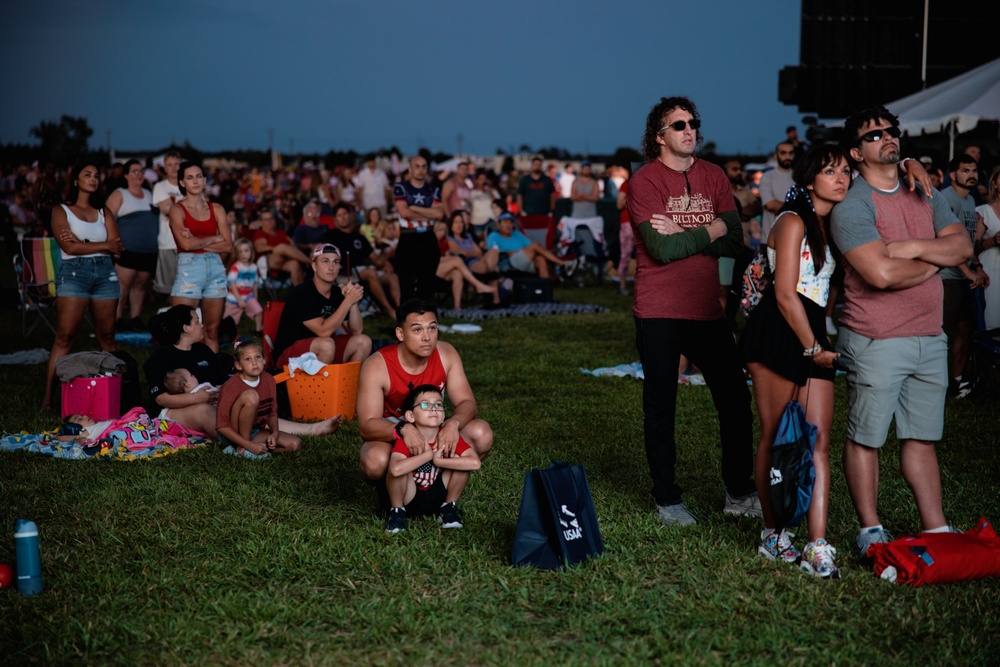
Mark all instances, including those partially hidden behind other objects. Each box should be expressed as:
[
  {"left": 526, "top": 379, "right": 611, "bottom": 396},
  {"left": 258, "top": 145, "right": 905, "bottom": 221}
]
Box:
[{"left": 61, "top": 375, "right": 122, "bottom": 421}]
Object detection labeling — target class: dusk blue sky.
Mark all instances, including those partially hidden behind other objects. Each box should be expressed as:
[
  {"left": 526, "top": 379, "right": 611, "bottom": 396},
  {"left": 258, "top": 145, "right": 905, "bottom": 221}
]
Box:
[{"left": 1, "top": 1, "right": 807, "bottom": 158}]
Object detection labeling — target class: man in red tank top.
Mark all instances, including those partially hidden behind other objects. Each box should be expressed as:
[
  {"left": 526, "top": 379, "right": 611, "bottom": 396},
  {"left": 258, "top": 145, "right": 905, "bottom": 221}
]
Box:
[{"left": 357, "top": 299, "right": 493, "bottom": 486}]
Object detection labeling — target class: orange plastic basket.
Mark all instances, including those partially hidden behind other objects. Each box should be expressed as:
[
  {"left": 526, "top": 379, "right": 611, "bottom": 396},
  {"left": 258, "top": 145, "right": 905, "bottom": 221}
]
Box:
[{"left": 277, "top": 361, "right": 361, "bottom": 422}]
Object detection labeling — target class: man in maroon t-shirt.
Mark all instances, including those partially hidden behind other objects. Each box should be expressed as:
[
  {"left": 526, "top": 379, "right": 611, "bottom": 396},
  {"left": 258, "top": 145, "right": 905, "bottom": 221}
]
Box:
[{"left": 626, "top": 96, "right": 758, "bottom": 527}]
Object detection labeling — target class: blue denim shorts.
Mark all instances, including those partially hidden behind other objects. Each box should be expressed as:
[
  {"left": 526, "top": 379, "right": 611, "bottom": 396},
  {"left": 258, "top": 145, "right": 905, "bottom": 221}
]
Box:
[
  {"left": 171, "top": 253, "right": 228, "bottom": 300},
  {"left": 56, "top": 255, "right": 120, "bottom": 299},
  {"left": 219, "top": 428, "right": 270, "bottom": 459}
]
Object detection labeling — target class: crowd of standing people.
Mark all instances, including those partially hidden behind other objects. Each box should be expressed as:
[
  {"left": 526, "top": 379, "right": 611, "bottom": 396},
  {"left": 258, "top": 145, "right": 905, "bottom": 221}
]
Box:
[{"left": 627, "top": 94, "right": 991, "bottom": 579}]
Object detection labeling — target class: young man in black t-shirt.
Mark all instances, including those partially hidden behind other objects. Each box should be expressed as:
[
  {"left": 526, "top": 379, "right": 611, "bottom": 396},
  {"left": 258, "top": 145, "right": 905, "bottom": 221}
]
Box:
[{"left": 272, "top": 243, "right": 372, "bottom": 369}]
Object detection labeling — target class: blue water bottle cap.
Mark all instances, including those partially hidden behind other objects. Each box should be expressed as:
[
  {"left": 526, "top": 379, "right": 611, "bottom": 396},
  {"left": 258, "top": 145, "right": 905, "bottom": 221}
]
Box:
[{"left": 14, "top": 519, "right": 38, "bottom": 537}]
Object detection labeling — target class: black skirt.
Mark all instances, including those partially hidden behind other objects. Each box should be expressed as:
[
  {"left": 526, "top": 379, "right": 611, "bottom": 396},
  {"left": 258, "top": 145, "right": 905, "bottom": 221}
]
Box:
[{"left": 740, "top": 287, "right": 835, "bottom": 386}]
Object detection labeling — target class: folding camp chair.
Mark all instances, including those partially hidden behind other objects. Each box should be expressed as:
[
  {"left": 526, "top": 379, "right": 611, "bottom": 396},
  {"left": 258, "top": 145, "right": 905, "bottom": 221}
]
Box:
[
  {"left": 14, "top": 237, "right": 61, "bottom": 335},
  {"left": 518, "top": 215, "right": 556, "bottom": 251},
  {"left": 262, "top": 300, "right": 285, "bottom": 369},
  {"left": 257, "top": 255, "right": 292, "bottom": 301}
]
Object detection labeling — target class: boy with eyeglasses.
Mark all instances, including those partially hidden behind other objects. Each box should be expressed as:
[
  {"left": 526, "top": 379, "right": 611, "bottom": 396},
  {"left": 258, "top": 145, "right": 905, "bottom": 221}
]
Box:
[{"left": 384, "top": 384, "right": 481, "bottom": 534}]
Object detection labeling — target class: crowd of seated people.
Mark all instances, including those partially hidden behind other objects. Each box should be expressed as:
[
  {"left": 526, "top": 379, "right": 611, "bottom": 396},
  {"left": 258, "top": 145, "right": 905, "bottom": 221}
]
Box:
[{"left": 3, "top": 153, "right": 629, "bottom": 343}]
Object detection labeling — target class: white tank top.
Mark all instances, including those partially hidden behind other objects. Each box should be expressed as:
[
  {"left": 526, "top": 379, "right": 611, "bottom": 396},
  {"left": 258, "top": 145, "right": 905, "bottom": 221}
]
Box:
[
  {"left": 115, "top": 187, "right": 153, "bottom": 217},
  {"left": 60, "top": 204, "right": 107, "bottom": 259}
]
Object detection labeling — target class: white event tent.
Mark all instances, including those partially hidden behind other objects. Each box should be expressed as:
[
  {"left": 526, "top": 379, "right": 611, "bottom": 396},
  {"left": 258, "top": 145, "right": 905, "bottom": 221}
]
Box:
[{"left": 886, "top": 57, "right": 1000, "bottom": 159}]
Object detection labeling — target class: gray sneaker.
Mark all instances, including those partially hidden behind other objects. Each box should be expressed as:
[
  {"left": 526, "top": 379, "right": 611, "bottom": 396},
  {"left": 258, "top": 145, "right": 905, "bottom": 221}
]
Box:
[
  {"left": 856, "top": 526, "right": 893, "bottom": 556},
  {"left": 723, "top": 491, "right": 763, "bottom": 517},
  {"left": 656, "top": 502, "right": 698, "bottom": 527}
]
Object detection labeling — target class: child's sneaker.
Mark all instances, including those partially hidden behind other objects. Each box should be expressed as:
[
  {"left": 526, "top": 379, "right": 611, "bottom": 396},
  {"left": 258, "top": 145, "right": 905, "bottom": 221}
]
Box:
[
  {"left": 856, "top": 526, "right": 893, "bottom": 557},
  {"left": 438, "top": 501, "right": 463, "bottom": 529},
  {"left": 385, "top": 507, "right": 406, "bottom": 534},
  {"left": 800, "top": 539, "right": 841, "bottom": 578},
  {"left": 758, "top": 529, "right": 801, "bottom": 563}
]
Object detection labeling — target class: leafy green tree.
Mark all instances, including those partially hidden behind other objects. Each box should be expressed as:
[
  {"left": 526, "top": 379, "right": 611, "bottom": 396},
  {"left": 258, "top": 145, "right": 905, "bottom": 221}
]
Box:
[{"left": 30, "top": 115, "right": 93, "bottom": 166}]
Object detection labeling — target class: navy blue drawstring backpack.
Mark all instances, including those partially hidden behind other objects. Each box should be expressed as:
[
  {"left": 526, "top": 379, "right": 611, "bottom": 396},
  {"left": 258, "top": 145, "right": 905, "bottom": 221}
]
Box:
[{"left": 769, "top": 399, "right": 817, "bottom": 530}]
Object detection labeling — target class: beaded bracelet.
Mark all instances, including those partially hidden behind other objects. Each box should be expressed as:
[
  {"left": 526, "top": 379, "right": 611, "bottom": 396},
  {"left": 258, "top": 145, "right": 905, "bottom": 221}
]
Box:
[{"left": 803, "top": 344, "right": 823, "bottom": 358}]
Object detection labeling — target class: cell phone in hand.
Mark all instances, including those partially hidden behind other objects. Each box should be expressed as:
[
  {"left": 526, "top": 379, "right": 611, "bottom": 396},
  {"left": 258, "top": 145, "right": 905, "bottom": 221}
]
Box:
[{"left": 833, "top": 355, "right": 852, "bottom": 373}]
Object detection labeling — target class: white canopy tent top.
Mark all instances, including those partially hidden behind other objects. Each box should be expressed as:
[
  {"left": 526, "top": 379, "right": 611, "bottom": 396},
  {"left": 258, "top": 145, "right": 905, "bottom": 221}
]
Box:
[{"left": 886, "top": 57, "right": 1000, "bottom": 159}]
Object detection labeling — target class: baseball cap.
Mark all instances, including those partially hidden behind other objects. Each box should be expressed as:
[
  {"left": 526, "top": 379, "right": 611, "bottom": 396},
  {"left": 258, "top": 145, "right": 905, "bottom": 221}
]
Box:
[
  {"left": 919, "top": 155, "right": 933, "bottom": 166},
  {"left": 311, "top": 243, "right": 341, "bottom": 259},
  {"left": 498, "top": 212, "right": 517, "bottom": 223}
]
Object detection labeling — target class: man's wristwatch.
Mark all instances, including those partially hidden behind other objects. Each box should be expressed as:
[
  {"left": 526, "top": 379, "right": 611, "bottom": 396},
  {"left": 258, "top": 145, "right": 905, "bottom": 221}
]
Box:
[{"left": 395, "top": 421, "right": 409, "bottom": 439}]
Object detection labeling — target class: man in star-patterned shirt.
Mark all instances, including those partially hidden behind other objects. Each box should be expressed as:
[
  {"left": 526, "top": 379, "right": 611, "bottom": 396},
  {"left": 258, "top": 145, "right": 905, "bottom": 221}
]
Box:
[{"left": 393, "top": 156, "right": 446, "bottom": 302}]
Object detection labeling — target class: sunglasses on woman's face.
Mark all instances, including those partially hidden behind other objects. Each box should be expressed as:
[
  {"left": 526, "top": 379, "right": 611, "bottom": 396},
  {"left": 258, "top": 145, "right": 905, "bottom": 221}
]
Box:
[{"left": 859, "top": 126, "right": 901, "bottom": 143}]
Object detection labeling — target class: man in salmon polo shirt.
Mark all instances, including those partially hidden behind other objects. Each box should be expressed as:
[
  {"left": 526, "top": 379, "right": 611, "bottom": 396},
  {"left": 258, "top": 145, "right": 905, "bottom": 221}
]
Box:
[{"left": 831, "top": 105, "right": 973, "bottom": 556}]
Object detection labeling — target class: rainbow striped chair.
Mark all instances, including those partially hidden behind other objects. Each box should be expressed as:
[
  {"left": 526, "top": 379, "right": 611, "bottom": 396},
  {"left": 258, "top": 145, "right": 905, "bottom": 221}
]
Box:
[{"left": 15, "top": 237, "right": 61, "bottom": 335}]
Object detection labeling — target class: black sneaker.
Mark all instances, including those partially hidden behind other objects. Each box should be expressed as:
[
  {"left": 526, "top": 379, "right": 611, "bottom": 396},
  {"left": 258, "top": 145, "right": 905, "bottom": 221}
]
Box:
[
  {"left": 385, "top": 507, "right": 406, "bottom": 534},
  {"left": 438, "top": 501, "right": 463, "bottom": 529}
]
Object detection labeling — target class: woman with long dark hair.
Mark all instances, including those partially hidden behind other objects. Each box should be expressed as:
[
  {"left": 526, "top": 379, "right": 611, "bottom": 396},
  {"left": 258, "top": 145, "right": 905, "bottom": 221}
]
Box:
[
  {"left": 144, "top": 305, "right": 343, "bottom": 437},
  {"left": 41, "top": 161, "right": 125, "bottom": 410},
  {"left": 741, "top": 143, "right": 850, "bottom": 578},
  {"left": 168, "top": 161, "right": 232, "bottom": 352}
]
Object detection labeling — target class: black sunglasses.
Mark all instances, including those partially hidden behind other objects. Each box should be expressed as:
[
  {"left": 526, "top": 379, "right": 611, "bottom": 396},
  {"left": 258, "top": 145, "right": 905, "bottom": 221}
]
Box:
[
  {"left": 859, "top": 126, "right": 901, "bottom": 143},
  {"left": 661, "top": 119, "right": 701, "bottom": 133}
]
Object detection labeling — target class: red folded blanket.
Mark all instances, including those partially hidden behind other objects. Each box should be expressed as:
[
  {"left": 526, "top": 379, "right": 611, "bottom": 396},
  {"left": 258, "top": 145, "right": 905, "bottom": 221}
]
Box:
[{"left": 868, "top": 518, "right": 1000, "bottom": 586}]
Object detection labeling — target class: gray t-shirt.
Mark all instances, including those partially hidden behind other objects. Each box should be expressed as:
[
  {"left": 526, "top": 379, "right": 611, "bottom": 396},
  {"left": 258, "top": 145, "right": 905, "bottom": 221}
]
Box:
[
  {"left": 939, "top": 186, "right": 979, "bottom": 280},
  {"left": 758, "top": 167, "right": 795, "bottom": 241}
]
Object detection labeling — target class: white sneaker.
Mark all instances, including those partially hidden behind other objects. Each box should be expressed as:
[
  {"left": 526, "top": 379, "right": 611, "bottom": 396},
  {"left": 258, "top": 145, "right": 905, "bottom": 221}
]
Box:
[
  {"left": 856, "top": 526, "right": 893, "bottom": 556},
  {"left": 723, "top": 491, "right": 762, "bottom": 517},
  {"left": 656, "top": 502, "right": 698, "bottom": 527}
]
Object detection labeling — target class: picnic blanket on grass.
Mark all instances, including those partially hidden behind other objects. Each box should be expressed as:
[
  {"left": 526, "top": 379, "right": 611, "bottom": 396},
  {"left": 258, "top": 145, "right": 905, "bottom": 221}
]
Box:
[
  {"left": 1, "top": 407, "right": 212, "bottom": 460},
  {"left": 0, "top": 348, "right": 50, "bottom": 365},
  {"left": 438, "top": 303, "right": 608, "bottom": 321},
  {"left": 115, "top": 331, "right": 155, "bottom": 347},
  {"left": 580, "top": 362, "right": 707, "bottom": 385}
]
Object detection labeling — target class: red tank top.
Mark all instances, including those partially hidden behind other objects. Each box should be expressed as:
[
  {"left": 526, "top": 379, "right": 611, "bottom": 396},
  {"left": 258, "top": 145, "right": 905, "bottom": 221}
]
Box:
[
  {"left": 379, "top": 344, "right": 446, "bottom": 418},
  {"left": 178, "top": 202, "right": 218, "bottom": 253}
]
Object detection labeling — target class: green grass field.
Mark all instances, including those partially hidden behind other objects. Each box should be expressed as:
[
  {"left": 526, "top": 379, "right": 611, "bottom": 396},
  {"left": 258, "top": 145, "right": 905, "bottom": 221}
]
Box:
[{"left": 2, "top": 279, "right": 999, "bottom": 666}]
